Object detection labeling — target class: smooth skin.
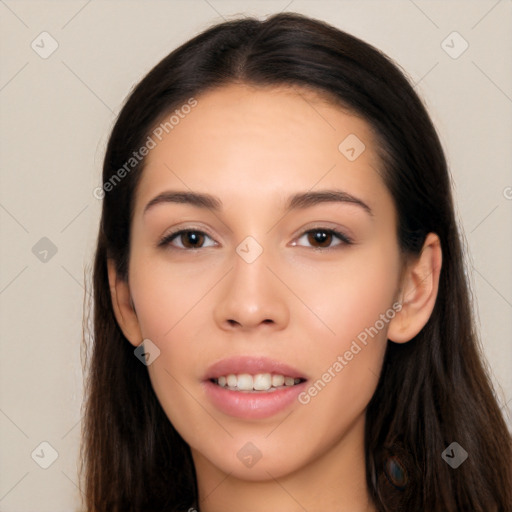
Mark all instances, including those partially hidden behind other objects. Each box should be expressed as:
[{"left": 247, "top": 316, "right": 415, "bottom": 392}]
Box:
[{"left": 108, "top": 83, "right": 442, "bottom": 512}]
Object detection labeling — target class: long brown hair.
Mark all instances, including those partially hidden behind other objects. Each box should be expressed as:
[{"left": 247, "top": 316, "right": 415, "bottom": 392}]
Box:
[{"left": 80, "top": 12, "right": 512, "bottom": 512}]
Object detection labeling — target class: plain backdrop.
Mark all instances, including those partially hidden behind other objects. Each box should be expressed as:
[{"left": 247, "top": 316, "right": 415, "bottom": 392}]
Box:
[{"left": 0, "top": 1, "right": 511, "bottom": 510}]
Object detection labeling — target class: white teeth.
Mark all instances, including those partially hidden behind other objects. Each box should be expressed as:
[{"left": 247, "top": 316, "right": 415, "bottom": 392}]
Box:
[
  {"left": 237, "top": 373, "right": 253, "bottom": 391},
  {"left": 272, "top": 374, "right": 284, "bottom": 387},
  {"left": 214, "top": 373, "right": 303, "bottom": 391},
  {"left": 253, "top": 373, "right": 272, "bottom": 390}
]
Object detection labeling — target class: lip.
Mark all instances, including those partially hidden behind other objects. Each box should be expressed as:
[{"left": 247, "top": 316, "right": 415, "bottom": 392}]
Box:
[
  {"left": 202, "top": 356, "right": 308, "bottom": 420},
  {"left": 204, "top": 356, "right": 307, "bottom": 380}
]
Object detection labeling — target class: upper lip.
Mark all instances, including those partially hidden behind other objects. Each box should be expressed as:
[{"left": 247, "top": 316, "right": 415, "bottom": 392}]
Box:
[{"left": 204, "top": 356, "right": 308, "bottom": 381}]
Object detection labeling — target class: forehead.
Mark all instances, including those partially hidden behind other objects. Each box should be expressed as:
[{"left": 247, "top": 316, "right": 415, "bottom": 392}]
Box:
[{"left": 135, "top": 83, "right": 391, "bottom": 215}]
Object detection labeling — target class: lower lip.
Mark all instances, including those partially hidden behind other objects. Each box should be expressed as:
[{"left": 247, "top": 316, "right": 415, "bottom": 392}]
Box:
[{"left": 202, "top": 380, "right": 307, "bottom": 420}]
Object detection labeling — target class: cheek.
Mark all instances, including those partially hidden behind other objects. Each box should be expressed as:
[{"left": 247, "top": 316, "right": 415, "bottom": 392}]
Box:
[
  {"left": 127, "top": 253, "right": 223, "bottom": 435},
  {"left": 129, "top": 251, "right": 215, "bottom": 341},
  {"left": 291, "top": 277, "right": 396, "bottom": 447},
  {"left": 287, "top": 242, "right": 401, "bottom": 352},
  {"left": 289, "top": 241, "right": 400, "bottom": 410},
  {"left": 130, "top": 271, "right": 217, "bottom": 443}
]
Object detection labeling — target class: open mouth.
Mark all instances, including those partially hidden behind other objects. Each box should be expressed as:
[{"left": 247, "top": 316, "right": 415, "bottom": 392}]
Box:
[
  {"left": 204, "top": 358, "right": 309, "bottom": 418},
  {"left": 210, "top": 373, "right": 306, "bottom": 393}
]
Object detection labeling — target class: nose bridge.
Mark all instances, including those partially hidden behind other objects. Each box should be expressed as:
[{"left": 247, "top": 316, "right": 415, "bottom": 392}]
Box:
[{"left": 213, "top": 237, "right": 289, "bottom": 330}]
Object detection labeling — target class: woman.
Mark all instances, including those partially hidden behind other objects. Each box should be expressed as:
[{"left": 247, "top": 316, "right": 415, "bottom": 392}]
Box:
[{"left": 81, "top": 12, "right": 512, "bottom": 512}]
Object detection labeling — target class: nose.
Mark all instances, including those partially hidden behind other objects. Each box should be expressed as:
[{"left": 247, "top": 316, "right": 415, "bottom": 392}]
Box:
[{"left": 213, "top": 247, "right": 290, "bottom": 332}]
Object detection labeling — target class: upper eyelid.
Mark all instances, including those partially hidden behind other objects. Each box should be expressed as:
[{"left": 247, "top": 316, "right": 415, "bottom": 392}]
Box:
[
  {"left": 158, "top": 227, "right": 216, "bottom": 248},
  {"left": 291, "top": 222, "right": 351, "bottom": 239},
  {"left": 160, "top": 225, "right": 216, "bottom": 242}
]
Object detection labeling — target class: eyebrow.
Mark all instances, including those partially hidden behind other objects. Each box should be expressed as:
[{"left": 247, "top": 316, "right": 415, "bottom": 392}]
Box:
[
  {"left": 287, "top": 190, "right": 373, "bottom": 216},
  {"left": 144, "top": 191, "right": 221, "bottom": 213},
  {"left": 143, "top": 189, "right": 373, "bottom": 216}
]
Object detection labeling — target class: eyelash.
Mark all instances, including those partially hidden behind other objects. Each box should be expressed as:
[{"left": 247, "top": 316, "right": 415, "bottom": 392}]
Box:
[{"left": 157, "top": 227, "right": 353, "bottom": 251}]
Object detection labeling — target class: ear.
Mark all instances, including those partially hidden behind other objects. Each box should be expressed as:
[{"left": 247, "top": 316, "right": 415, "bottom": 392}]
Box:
[
  {"left": 387, "top": 232, "right": 442, "bottom": 343},
  {"left": 107, "top": 259, "right": 142, "bottom": 347}
]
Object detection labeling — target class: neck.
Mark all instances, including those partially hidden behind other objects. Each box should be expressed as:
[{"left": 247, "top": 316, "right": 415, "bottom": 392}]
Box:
[{"left": 192, "top": 414, "right": 376, "bottom": 512}]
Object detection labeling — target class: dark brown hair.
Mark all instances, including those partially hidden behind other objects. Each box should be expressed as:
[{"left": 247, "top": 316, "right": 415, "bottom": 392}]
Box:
[{"left": 81, "top": 12, "right": 512, "bottom": 512}]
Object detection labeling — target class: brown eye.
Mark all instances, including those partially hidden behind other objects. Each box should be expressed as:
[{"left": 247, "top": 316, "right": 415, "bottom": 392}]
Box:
[
  {"left": 179, "top": 231, "right": 205, "bottom": 248},
  {"left": 159, "top": 230, "right": 216, "bottom": 250},
  {"left": 307, "top": 230, "right": 333, "bottom": 248},
  {"left": 294, "top": 228, "right": 351, "bottom": 249}
]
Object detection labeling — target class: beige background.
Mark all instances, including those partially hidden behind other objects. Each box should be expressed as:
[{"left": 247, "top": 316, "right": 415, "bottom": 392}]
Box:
[{"left": 0, "top": 0, "right": 510, "bottom": 510}]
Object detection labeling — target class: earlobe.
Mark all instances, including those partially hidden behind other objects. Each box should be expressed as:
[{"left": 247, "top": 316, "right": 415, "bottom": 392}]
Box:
[
  {"left": 387, "top": 233, "right": 442, "bottom": 344},
  {"left": 107, "top": 259, "right": 142, "bottom": 347}
]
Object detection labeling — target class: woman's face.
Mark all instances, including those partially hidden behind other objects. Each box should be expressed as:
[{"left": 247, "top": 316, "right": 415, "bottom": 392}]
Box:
[{"left": 126, "top": 83, "right": 403, "bottom": 481}]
